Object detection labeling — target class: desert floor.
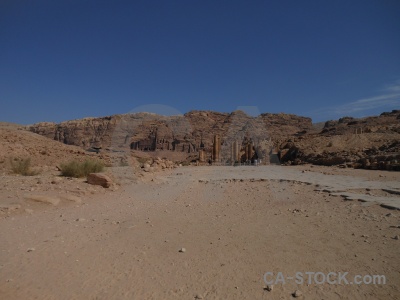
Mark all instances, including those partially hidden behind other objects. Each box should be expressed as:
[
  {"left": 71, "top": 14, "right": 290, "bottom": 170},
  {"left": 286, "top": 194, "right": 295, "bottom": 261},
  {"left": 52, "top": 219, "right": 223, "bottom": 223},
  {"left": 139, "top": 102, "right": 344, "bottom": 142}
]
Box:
[{"left": 1, "top": 165, "right": 400, "bottom": 299}]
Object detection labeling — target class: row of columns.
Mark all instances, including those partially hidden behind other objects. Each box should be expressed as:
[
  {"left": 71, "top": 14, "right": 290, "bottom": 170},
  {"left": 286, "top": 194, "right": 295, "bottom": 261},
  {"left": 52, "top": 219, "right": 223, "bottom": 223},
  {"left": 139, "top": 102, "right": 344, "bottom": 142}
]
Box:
[
  {"left": 198, "top": 135, "right": 255, "bottom": 163},
  {"left": 198, "top": 134, "right": 221, "bottom": 163}
]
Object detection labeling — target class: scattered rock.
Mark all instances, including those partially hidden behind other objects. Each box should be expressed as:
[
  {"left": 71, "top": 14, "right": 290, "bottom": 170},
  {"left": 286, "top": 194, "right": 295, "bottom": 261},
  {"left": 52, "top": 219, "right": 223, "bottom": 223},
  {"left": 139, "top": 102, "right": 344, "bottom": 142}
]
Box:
[
  {"left": 87, "top": 173, "right": 112, "bottom": 188},
  {"left": 51, "top": 177, "right": 62, "bottom": 184},
  {"left": 0, "top": 204, "right": 21, "bottom": 211},
  {"left": 27, "top": 248, "right": 35, "bottom": 252},
  {"left": 264, "top": 285, "right": 273, "bottom": 291},
  {"left": 292, "top": 290, "right": 302, "bottom": 297},
  {"left": 179, "top": 248, "right": 186, "bottom": 253}
]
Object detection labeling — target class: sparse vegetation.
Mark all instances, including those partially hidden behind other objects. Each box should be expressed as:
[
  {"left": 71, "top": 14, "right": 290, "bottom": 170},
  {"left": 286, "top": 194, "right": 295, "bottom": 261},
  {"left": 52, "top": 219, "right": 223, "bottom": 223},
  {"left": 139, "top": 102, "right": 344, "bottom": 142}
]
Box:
[
  {"left": 60, "top": 159, "right": 104, "bottom": 178},
  {"left": 10, "top": 158, "right": 39, "bottom": 176}
]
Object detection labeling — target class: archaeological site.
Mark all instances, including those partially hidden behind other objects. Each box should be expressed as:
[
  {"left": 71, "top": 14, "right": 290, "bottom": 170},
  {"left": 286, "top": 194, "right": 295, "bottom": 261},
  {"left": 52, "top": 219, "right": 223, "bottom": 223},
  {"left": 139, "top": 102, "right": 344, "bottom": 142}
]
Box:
[{"left": 1, "top": 109, "right": 399, "bottom": 299}]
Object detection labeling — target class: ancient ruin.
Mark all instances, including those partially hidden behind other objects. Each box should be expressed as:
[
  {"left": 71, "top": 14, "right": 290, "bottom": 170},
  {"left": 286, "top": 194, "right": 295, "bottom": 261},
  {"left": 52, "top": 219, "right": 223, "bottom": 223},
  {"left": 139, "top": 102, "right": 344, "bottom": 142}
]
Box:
[
  {"left": 212, "top": 134, "right": 221, "bottom": 162},
  {"left": 27, "top": 109, "right": 400, "bottom": 170}
]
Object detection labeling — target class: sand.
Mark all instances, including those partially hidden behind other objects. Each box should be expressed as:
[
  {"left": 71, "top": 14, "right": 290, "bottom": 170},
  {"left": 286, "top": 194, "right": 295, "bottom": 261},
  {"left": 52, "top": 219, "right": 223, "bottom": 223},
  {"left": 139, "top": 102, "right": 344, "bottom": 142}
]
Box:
[{"left": 1, "top": 165, "right": 400, "bottom": 299}]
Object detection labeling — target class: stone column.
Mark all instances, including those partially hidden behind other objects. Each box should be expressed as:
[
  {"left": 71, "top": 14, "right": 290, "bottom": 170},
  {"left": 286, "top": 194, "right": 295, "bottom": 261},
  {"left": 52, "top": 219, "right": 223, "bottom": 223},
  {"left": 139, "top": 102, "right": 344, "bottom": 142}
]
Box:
[
  {"left": 232, "top": 140, "right": 239, "bottom": 163},
  {"left": 231, "top": 142, "right": 234, "bottom": 164},
  {"left": 244, "top": 143, "right": 249, "bottom": 161},
  {"left": 247, "top": 142, "right": 253, "bottom": 161},
  {"left": 212, "top": 134, "right": 221, "bottom": 162},
  {"left": 199, "top": 149, "right": 205, "bottom": 162}
]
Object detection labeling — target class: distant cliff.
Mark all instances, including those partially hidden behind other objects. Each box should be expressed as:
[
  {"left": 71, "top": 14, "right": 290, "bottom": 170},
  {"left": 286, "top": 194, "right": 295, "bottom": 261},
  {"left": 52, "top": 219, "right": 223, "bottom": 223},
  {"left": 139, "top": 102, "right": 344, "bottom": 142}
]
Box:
[
  {"left": 277, "top": 110, "right": 400, "bottom": 170},
  {"left": 28, "top": 109, "right": 400, "bottom": 169},
  {"left": 29, "top": 111, "right": 313, "bottom": 154}
]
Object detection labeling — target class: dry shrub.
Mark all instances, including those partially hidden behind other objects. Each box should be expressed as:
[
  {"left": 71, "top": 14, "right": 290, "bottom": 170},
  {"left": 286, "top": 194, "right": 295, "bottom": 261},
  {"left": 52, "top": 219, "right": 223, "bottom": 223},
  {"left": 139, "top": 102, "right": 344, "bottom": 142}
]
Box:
[
  {"left": 60, "top": 159, "right": 104, "bottom": 178},
  {"left": 10, "top": 158, "right": 39, "bottom": 176}
]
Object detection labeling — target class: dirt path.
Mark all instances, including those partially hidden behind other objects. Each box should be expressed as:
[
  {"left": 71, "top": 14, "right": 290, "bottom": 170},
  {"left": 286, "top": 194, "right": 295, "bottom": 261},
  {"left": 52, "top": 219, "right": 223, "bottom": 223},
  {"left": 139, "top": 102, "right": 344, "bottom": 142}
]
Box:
[{"left": 1, "top": 166, "right": 399, "bottom": 299}]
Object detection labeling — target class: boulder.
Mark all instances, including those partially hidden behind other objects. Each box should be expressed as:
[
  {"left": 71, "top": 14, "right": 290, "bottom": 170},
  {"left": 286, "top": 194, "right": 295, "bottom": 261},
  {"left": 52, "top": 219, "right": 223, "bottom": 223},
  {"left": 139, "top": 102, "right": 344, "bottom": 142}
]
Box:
[{"left": 87, "top": 173, "right": 112, "bottom": 188}]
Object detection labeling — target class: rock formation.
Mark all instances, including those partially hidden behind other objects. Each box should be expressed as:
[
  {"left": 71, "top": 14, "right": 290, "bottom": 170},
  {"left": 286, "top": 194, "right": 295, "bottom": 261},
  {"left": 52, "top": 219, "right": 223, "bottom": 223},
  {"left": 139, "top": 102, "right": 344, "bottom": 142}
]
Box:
[
  {"left": 27, "top": 109, "right": 400, "bottom": 170},
  {"left": 277, "top": 110, "right": 400, "bottom": 170},
  {"left": 29, "top": 110, "right": 312, "bottom": 165},
  {"left": 87, "top": 173, "right": 112, "bottom": 188}
]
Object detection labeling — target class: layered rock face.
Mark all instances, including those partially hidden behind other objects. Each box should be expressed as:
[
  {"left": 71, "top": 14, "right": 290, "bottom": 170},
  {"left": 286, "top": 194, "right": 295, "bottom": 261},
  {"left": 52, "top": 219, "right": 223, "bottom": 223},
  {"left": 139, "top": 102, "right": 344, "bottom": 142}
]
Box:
[
  {"left": 278, "top": 110, "right": 400, "bottom": 170},
  {"left": 29, "top": 111, "right": 312, "bottom": 164},
  {"left": 321, "top": 110, "right": 400, "bottom": 135},
  {"left": 29, "top": 116, "right": 117, "bottom": 149},
  {"left": 28, "top": 109, "right": 400, "bottom": 170}
]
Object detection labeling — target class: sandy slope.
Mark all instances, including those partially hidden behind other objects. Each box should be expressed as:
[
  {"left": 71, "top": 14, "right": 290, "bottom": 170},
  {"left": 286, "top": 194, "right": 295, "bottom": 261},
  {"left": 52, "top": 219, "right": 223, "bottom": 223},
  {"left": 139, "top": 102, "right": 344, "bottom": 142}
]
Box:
[
  {"left": 0, "top": 166, "right": 399, "bottom": 299},
  {"left": 0, "top": 124, "right": 110, "bottom": 174}
]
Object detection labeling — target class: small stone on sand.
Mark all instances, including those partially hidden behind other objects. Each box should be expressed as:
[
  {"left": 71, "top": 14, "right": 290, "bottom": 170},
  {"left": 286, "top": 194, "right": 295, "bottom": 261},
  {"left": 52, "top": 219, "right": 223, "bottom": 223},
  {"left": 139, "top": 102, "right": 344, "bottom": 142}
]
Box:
[
  {"left": 264, "top": 285, "right": 273, "bottom": 291},
  {"left": 293, "top": 290, "right": 302, "bottom": 297}
]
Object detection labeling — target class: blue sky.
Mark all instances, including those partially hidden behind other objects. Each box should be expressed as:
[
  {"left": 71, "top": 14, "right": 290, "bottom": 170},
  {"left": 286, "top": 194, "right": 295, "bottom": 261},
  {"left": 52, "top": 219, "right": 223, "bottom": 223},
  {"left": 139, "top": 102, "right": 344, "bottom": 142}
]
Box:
[{"left": 1, "top": 0, "right": 399, "bottom": 124}]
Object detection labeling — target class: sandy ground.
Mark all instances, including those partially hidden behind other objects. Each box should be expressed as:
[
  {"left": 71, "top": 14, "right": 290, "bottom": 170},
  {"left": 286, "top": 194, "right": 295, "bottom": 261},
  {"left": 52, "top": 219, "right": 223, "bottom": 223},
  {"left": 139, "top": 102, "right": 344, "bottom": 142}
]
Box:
[{"left": 1, "top": 165, "right": 400, "bottom": 299}]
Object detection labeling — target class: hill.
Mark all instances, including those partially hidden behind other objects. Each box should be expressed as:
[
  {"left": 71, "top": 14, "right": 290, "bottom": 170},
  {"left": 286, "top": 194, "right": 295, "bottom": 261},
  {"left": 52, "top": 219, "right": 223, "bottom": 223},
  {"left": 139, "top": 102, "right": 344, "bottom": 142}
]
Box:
[{"left": 21, "top": 109, "right": 400, "bottom": 171}]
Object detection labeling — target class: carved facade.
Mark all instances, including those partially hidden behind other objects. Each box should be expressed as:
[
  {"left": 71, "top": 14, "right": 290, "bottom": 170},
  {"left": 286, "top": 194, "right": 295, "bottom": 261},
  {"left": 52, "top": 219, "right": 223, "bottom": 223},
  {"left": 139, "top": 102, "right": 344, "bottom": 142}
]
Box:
[{"left": 130, "top": 129, "right": 197, "bottom": 153}]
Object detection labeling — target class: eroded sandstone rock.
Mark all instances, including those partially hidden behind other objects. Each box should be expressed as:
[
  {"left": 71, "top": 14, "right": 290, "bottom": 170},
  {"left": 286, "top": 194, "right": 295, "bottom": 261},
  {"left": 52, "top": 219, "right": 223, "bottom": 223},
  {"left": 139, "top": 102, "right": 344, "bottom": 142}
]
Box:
[{"left": 87, "top": 173, "right": 112, "bottom": 188}]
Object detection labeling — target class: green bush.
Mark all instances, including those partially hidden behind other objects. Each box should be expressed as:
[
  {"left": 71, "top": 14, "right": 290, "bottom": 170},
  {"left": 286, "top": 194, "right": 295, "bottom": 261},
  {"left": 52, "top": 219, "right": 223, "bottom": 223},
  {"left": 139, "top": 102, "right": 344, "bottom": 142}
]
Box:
[
  {"left": 10, "top": 158, "right": 39, "bottom": 176},
  {"left": 60, "top": 159, "right": 104, "bottom": 178}
]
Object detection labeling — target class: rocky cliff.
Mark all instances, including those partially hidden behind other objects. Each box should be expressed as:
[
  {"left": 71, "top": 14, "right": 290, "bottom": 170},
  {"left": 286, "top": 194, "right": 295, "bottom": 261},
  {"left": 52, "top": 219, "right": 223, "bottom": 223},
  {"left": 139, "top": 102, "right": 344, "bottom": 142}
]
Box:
[
  {"left": 29, "top": 111, "right": 312, "bottom": 163},
  {"left": 28, "top": 109, "right": 400, "bottom": 170},
  {"left": 278, "top": 110, "right": 400, "bottom": 170}
]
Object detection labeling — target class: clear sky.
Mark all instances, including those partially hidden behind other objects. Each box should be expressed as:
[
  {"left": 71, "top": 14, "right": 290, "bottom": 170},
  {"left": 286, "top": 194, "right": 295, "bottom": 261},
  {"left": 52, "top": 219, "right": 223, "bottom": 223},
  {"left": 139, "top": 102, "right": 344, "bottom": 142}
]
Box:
[{"left": 1, "top": 0, "right": 399, "bottom": 124}]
